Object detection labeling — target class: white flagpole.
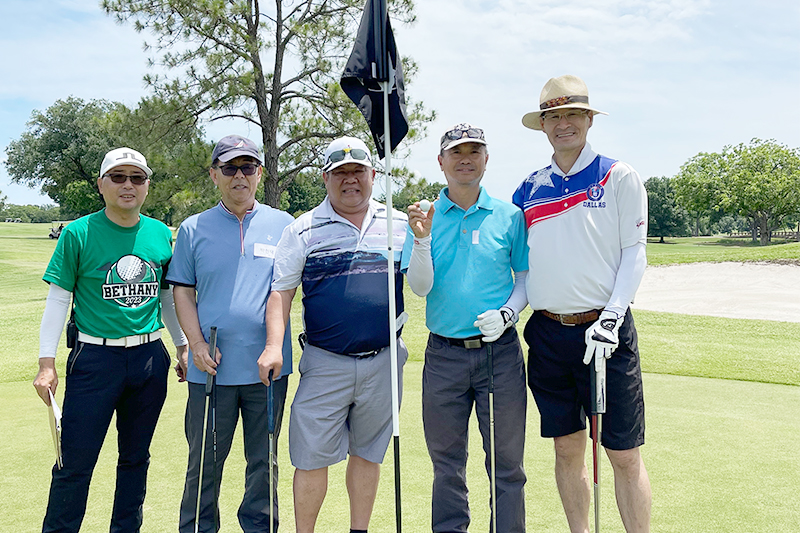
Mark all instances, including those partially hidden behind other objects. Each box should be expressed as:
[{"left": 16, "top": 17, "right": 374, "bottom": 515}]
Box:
[{"left": 381, "top": 77, "right": 402, "bottom": 533}]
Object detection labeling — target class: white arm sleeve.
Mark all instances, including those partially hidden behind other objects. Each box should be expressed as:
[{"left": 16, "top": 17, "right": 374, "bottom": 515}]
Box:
[
  {"left": 605, "top": 242, "right": 647, "bottom": 318},
  {"left": 503, "top": 270, "right": 529, "bottom": 317},
  {"left": 406, "top": 235, "right": 434, "bottom": 296},
  {"left": 39, "top": 284, "right": 72, "bottom": 359},
  {"left": 160, "top": 288, "right": 187, "bottom": 346}
]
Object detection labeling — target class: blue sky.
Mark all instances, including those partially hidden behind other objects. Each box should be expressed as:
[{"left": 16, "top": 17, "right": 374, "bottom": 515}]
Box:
[{"left": 2, "top": 0, "right": 798, "bottom": 205}]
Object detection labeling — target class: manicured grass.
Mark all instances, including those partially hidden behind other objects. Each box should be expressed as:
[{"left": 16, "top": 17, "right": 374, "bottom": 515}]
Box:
[
  {"left": 4, "top": 365, "right": 799, "bottom": 533},
  {"left": 646, "top": 236, "right": 800, "bottom": 266},
  {"left": 2, "top": 223, "right": 799, "bottom": 532}
]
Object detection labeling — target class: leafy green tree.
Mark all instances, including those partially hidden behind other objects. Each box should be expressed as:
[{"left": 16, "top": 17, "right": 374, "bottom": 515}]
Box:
[
  {"left": 5, "top": 97, "right": 117, "bottom": 216},
  {"left": 379, "top": 175, "right": 444, "bottom": 210},
  {"left": 2, "top": 204, "right": 60, "bottom": 223},
  {"left": 723, "top": 139, "right": 800, "bottom": 245},
  {"left": 102, "top": 0, "right": 434, "bottom": 207},
  {"left": 673, "top": 151, "right": 726, "bottom": 237},
  {"left": 4, "top": 96, "right": 213, "bottom": 224},
  {"left": 645, "top": 176, "right": 688, "bottom": 242}
]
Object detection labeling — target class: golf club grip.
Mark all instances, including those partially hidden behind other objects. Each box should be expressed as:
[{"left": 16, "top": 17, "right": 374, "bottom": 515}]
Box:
[
  {"left": 487, "top": 343, "right": 494, "bottom": 392},
  {"left": 205, "top": 327, "right": 217, "bottom": 394},
  {"left": 267, "top": 371, "right": 275, "bottom": 434}
]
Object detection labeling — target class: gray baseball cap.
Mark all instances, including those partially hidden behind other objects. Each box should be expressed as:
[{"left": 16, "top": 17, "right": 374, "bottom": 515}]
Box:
[{"left": 211, "top": 135, "right": 263, "bottom": 164}]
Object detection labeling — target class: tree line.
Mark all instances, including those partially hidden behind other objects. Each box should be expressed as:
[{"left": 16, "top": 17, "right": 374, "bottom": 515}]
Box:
[{"left": 645, "top": 139, "right": 800, "bottom": 245}]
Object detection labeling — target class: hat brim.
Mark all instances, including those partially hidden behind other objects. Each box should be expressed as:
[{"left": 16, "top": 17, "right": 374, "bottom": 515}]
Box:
[
  {"left": 324, "top": 159, "right": 373, "bottom": 173},
  {"left": 522, "top": 104, "right": 608, "bottom": 131},
  {"left": 217, "top": 150, "right": 263, "bottom": 165},
  {"left": 441, "top": 137, "right": 488, "bottom": 152}
]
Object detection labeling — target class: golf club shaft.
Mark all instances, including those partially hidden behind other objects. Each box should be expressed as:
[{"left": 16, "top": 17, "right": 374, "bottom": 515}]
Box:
[
  {"left": 194, "top": 326, "right": 217, "bottom": 533},
  {"left": 590, "top": 356, "right": 606, "bottom": 533},
  {"left": 487, "top": 343, "right": 497, "bottom": 533},
  {"left": 267, "top": 371, "right": 275, "bottom": 533}
]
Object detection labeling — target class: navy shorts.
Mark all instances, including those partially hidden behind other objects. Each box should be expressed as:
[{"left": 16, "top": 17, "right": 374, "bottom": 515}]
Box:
[{"left": 523, "top": 308, "right": 645, "bottom": 450}]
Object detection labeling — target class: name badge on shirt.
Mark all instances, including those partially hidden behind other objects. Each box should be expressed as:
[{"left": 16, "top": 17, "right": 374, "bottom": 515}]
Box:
[
  {"left": 472, "top": 230, "right": 480, "bottom": 245},
  {"left": 254, "top": 243, "right": 276, "bottom": 258}
]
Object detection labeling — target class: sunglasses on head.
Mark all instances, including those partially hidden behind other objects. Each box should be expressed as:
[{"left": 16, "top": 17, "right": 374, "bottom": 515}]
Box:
[
  {"left": 441, "top": 126, "right": 485, "bottom": 147},
  {"left": 215, "top": 163, "right": 259, "bottom": 176},
  {"left": 326, "top": 148, "right": 371, "bottom": 167},
  {"left": 105, "top": 173, "right": 148, "bottom": 185}
]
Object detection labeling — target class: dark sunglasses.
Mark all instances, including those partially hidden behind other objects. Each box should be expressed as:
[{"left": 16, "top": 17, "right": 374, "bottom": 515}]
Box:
[
  {"left": 215, "top": 163, "right": 259, "bottom": 176},
  {"left": 105, "top": 173, "right": 148, "bottom": 185},
  {"left": 326, "top": 148, "right": 371, "bottom": 166}
]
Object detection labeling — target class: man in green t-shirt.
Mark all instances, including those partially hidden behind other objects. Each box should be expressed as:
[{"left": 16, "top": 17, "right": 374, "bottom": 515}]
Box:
[{"left": 33, "top": 147, "right": 187, "bottom": 533}]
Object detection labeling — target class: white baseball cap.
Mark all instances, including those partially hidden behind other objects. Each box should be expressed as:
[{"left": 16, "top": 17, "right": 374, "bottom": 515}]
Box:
[
  {"left": 323, "top": 137, "right": 373, "bottom": 172},
  {"left": 99, "top": 148, "right": 153, "bottom": 178}
]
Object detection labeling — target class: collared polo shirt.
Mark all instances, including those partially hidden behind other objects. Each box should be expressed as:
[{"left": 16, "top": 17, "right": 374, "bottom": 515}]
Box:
[
  {"left": 272, "top": 198, "right": 407, "bottom": 355},
  {"left": 167, "top": 201, "right": 294, "bottom": 386},
  {"left": 512, "top": 143, "right": 648, "bottom": 313},
  {"left": 401, "top": 187, "right": 528, "bottom": 339}
]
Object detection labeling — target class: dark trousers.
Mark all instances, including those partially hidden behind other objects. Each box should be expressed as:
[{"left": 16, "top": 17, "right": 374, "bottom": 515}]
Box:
[
  {"left": 42, "top": 340, "right": 170, "bottom": 533},
  {"left": 422, "top": 329, "right": 527, "bottom": 533},
  {"left": 178, "top": 379, "right": 289, "bottom": 533}
]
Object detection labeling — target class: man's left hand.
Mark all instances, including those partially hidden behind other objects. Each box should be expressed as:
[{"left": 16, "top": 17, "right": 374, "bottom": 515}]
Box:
[
  {"left": 583, "top": 310, "right": 624, "bottom": 367},
  {"left": 474, "top": 306, "right": 517, "bottom": 342}
]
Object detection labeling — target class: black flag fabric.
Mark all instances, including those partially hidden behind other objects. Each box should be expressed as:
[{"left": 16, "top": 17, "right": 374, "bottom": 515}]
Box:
[{"left": 341, "top": 0, "right": 409, "bottom": 159}]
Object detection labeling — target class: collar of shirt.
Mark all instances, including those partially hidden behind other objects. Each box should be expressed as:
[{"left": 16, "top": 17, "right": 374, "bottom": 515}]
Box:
[
  {"left": 549, "top": 143, "right": 598, "bottom": 177},
  {"left": 217, "top": 199, "right": 258, "bottom": 220},
  {"left": 314, "top": 197, "right": 386, "bottom": 225},
  {"left": 438, "top": 186, "right": 494, "bottom": 216}
]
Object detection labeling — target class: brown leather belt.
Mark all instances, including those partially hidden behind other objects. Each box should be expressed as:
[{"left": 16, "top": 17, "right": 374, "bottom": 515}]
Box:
[{"left": 539, "top": 309, "right": 602, "bottom": 326}]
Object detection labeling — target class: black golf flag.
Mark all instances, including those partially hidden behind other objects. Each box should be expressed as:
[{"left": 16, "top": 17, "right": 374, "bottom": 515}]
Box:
[{"left": 341, "top": 0, "right": 408, "bottom": 159}]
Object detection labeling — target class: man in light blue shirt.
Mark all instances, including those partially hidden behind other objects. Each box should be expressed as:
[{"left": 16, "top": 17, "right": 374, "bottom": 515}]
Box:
[
  {"left": 168, "top": 135, "right": 294, "bottom": 533},
  {"left": 402, "top": 123, "right": 529, "bottom": 532}
]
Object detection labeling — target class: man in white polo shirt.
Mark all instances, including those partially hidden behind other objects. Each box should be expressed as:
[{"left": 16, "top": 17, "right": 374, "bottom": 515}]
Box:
[
  {"left": 258, "top": 137, "right": 408, "bottom": 533},
  {"left": 513, "top": 75, "right": 651, "bottom": 533}
]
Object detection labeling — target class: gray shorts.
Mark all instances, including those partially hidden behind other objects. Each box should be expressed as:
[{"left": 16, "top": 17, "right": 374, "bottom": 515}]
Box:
[{"left": 289, "top": 339, "right": 408, "bottom": 470}]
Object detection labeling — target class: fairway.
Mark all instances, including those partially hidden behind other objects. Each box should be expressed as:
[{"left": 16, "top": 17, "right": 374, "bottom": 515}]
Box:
[{"left": 1, "top": 224, "right": 799, "bottom": 532}]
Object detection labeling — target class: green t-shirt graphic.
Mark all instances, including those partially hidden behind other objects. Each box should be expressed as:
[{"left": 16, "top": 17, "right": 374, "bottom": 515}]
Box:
[{"left": 44, "top": 210, "right": 174, "bottom": 339}]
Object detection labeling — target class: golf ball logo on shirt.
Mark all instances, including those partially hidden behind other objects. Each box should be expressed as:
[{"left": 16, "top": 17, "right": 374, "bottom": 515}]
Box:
[
  {"left": 583, "top": 183, "right": 607, "bottom": 208},
  {"left": 102, "top": 254, "right": 160, "bottom": 308}
]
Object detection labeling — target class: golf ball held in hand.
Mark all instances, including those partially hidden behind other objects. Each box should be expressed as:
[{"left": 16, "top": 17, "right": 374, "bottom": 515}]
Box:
[{"left": 419, "top": 199, "right": 431, "bottom": 213}]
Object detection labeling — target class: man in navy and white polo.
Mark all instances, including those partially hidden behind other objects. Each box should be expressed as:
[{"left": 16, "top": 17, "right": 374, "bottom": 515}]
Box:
[
  {"left": 404, "top": 123, "right": 529, "bottom": 533},
  {"left": 514, "top": 75, "right": 652, "bottom": 533},
  {"left": 168, "top": 135, "right": 294, "bottom": 532},
  {"left": 259, "top": 136, "right": 408, "bottom": 533}
]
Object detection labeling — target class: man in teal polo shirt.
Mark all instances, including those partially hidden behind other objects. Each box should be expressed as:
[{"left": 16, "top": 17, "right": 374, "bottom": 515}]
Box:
[{"left": 402, "top": 123, "right": 529, "bottom": 532}]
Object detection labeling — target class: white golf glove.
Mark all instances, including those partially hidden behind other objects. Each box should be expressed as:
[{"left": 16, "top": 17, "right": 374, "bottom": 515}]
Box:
[
  {"left": 474, "top": 306, "right": 517, "bottom": 342},
  {"left": 583, "top": 310, "right": 624, "bottom": 367}
]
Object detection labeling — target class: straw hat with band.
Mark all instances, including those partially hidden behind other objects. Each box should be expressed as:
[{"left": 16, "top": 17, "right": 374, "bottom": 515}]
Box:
[{"left": 522, "top": 75, "right": 608, "bottom": 131}]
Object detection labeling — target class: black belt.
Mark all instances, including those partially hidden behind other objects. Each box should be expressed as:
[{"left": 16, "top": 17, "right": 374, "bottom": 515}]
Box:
[{"left": 432, "top": 328, "right": 512, "bottom": 350}]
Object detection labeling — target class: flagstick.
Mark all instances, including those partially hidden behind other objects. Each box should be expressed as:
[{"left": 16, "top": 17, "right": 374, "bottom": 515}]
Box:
[{"left": 381, "top": 79, "right": 402, "bottom": 533}]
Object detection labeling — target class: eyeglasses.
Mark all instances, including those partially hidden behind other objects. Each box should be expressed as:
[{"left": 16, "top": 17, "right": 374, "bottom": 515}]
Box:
[
  {"left": 214, "top": 163, "right": 259, "bottom": 176},
  {"left": 105, "top": 173, "right": 148, "bottom": 185},
  {"left": 441, "top": 126, "right": 485, "bottom": 147},
  {"left": 542, "top": 109, "right": 589, "bottom": 124},
  {"left": 325, "top": 148, "right": 371, "bottom": 167}
]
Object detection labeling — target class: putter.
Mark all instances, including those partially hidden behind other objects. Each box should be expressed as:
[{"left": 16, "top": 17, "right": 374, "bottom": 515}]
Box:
[
  {"left": 267, "top": 370, "right": 275, "bottom": 533},
  {"left": 590, "top": 355, "right": 606, "bottom": 533},
  {"left": 487, "top": 342, "right": 497, "bottom": 533},
  {"left": 194, "top": 326, "right": 217, "bottom": 533}
]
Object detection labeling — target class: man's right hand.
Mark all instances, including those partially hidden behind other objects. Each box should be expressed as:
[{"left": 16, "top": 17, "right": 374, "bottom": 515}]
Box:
[
  {"left": 408, "top": 201, "right": 435, "bottom": 239},
  {"left": 257, "top": 347, "right": 283, "bottom": 386},
  {"left": 191, "top": 340, "right": 221, "bottom": 375},
  {"left": 34, "top": 358, "right": 58, "bottom": 405}
]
